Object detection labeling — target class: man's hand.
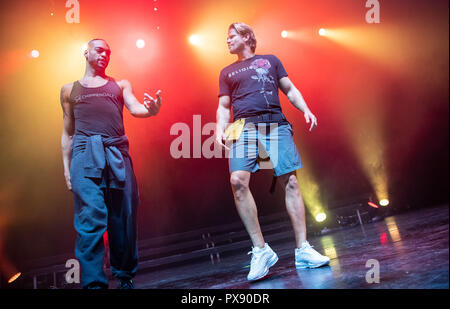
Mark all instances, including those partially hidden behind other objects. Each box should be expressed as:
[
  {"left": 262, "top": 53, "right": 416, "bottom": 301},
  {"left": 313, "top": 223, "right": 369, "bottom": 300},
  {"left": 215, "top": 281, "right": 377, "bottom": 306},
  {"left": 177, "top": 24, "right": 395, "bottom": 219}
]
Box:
[
  {"left": 304, "top": 109, "right": 318, "bottom": 132},
  {"left": 143, "top": 90, "right": 162, "bottom": 116},
  {"left": 215, "top": 130, "right": 230, "bottom": 151},
  {"left": 64, "top": 171, "right": 72, "bottom": 191}
]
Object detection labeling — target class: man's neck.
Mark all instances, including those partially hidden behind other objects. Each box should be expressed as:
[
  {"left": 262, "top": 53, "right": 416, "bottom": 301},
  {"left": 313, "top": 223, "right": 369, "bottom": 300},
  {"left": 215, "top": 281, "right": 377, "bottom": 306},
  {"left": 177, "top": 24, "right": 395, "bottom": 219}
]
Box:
[
  {"left": 237, "top": 48, "right": 255, "bottom": 62},
  {"left": 83, "top": 65, "right": 107, "bottom": 79}
]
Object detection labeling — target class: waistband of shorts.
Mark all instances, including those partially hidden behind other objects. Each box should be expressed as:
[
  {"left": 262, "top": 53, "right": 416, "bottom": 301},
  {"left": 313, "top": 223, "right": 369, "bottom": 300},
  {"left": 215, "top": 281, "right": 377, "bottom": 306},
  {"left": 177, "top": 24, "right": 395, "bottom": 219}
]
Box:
[{"left": 237, "top": 113, "right": 288, "bottom": 125}]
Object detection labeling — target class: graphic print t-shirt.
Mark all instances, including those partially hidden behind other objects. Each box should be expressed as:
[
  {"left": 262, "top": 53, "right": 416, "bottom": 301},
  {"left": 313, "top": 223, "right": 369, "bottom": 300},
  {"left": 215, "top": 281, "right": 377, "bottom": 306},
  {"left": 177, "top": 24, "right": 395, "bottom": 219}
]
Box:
[{"left": 218, "top": 54, "right": 288, "bottom": 120}]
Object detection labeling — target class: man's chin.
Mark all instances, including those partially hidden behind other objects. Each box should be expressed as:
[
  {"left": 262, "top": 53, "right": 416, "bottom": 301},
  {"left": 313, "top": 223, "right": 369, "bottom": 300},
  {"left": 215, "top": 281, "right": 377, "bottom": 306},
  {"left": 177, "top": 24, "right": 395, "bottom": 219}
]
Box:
[{"left": 96, "top": 63, "right": 108, "bottom": 70}]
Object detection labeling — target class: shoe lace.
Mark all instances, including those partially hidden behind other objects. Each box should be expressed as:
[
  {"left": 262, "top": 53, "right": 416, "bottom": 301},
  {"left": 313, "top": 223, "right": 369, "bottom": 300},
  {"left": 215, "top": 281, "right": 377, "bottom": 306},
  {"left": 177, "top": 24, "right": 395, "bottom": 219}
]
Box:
[
  {"left": 297, "top": 243, "right": 314, "bottom": 253},
  {"left": 247, "top": 250, "right": 262, "bottom": 264}
]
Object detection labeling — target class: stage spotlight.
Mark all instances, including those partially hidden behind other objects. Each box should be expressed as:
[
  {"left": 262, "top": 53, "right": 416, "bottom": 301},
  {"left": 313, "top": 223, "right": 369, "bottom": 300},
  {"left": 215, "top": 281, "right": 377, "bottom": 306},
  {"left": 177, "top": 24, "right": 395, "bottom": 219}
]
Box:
[
  {"left": 1, "top": 259, "right": 21, "bottom": 284},
  {"left": 368, "top": 201, "right": 379, "bottom": 208},
  {"left": 8, "top": 272, "right": 21, "bottom": 284},
  {"left": 281, "top": 30, "right": 288, "bottom": 38},
  {"left": 379, "top": 199, "right": 389, "bottom": 207},
  {"left": 136, "top": 39, "right": 145, "bottom": 49},
  {"left": 30, "top": 50, "right": 39, "bottom": 58},
  {"left": 319, "top": 28, "right": 327, "bottom": 36},
  {"left": 315, "top": 212, "right": 327, "bottom": 222},
  {"left": 189, "top": 34, "right": 201, "bottom": 46}
]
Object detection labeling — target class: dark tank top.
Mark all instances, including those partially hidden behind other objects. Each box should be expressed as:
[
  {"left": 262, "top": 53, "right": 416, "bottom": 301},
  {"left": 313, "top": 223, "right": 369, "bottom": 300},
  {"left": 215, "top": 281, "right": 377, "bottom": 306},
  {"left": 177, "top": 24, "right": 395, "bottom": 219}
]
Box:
[{"left": 69, "top": 78, "right": 125, "bottom": 137}]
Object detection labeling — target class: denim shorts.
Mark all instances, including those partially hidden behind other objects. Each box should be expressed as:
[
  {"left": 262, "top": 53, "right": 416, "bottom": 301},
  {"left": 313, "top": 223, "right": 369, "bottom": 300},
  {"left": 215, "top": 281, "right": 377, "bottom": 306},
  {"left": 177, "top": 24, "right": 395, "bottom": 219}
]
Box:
[{"left": 228, "top": 122, "right": 302, "bottom": 176}]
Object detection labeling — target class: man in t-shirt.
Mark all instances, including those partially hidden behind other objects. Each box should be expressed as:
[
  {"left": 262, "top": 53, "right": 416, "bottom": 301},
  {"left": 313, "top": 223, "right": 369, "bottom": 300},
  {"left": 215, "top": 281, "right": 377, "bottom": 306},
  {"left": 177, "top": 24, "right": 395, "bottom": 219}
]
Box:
[{"left": 216, "top": 23, "right": 329, "bottom": 281}]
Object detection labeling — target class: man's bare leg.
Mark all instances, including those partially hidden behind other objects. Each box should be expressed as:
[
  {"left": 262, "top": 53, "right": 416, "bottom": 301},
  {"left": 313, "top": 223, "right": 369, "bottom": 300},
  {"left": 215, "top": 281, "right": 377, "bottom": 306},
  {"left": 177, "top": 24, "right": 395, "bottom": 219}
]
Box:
[
  {"left": 279, "top": 171, "right": 307, "bottom": 248},
  {"left": 230, "top": 170, "right": 265, "bottom": 249}
]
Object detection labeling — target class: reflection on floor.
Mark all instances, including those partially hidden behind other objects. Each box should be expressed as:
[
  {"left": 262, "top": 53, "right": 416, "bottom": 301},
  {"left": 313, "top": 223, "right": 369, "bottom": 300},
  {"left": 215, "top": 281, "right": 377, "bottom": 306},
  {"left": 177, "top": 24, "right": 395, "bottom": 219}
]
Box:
[{"left": 121, "top": 205, "right": 448, "bottom": 289}]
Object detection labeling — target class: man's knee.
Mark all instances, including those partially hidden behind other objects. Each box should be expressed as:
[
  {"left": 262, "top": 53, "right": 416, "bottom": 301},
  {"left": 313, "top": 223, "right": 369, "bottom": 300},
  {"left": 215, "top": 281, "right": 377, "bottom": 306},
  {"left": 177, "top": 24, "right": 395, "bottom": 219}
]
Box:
[
  {"left": 286, "top": 174, "right": 299, "bottom": 193},
  {"left": 230, "top": 171, "right": 250, "bottom": 194}
]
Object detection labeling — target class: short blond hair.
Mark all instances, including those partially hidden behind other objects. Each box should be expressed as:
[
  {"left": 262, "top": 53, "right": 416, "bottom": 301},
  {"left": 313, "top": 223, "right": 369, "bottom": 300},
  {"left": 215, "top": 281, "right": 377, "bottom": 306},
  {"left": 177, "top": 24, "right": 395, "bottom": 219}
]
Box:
[{"left": 229, "top": 22, "right": 257, "bottom": 52}]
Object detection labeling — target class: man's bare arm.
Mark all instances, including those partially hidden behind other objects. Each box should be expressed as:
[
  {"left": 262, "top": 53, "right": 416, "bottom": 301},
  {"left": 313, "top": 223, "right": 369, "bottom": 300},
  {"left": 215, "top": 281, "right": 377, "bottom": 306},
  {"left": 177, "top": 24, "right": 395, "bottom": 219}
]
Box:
[
  {"left": 60, "top": 83, "right": 75, "bottom": 191},
  {"left": 215, "top": 95, "right": 231, "bottom": 149},
  {"left": 279, "top": 77, "right": 317, "bottom": 131},
  {"left": 120, "top": 79, "right": 161, "bottom": 118}
]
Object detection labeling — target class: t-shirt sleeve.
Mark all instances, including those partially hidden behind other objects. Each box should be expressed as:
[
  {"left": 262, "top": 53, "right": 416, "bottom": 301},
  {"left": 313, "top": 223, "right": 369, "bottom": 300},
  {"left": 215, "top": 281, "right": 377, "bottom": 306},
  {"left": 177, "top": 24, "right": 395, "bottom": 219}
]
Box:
[
  {"left": 218, "top": 69, "right": 231, "bottom": 97},
  {"left": 273, "top": 55, "right": 288, "bottom": 80}
]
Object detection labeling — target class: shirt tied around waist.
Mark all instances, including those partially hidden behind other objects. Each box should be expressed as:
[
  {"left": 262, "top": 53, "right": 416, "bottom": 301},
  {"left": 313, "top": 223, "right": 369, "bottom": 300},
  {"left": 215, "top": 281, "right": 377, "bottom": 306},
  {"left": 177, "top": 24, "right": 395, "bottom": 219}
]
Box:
[{"left": 72, "top": 134, "right": 130, "bottom": 190}]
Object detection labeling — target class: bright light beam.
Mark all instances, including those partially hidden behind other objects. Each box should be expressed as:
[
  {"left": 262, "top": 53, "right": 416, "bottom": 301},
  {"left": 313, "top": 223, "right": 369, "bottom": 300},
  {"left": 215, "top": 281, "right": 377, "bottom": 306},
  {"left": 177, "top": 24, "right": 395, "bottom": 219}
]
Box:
[
  {"left": 136, "top": 39, "right": 145, "bottom": 49},
  {"left": 189, "top": 34, "right": 201, "bottom": 46},
  {"left": 315, "top": 212, "right": 327, "bottom": 222},
  {"left": 30, "top": 50, "right": 39, "bottom": 58},
  {"left": 379, "top": 199, "right": 389, "bottom": 207},
  {"left": 296, "top": 159, "right": 327, "bottom": 224}
]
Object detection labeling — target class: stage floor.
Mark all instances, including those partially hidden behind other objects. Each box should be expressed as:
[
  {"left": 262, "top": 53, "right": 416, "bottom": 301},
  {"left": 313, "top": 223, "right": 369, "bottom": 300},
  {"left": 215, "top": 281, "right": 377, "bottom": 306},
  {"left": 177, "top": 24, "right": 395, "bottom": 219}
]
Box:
[{"left": 115, "top": 205, "right": 449, "bottom": 289}]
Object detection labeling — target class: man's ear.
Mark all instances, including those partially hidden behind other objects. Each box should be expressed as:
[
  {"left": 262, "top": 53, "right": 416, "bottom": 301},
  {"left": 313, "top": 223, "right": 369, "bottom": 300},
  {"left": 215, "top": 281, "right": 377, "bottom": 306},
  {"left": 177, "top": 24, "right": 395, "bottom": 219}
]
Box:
[{"left": 83, "top": 49, "right": 88, "bottom": 60}]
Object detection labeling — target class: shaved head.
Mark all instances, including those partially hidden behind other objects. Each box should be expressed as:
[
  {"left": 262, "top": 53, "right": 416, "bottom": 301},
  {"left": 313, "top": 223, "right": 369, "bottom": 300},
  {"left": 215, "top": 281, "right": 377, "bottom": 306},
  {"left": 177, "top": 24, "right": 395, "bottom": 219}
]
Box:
[{"left": 88, "top": 38, "right": 110, "bottom": 49}]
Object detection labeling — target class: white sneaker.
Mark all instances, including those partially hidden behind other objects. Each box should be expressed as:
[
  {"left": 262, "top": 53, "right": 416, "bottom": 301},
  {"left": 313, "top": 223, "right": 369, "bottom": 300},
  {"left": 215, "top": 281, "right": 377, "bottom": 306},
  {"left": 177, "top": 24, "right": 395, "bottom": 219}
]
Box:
[
  {"left": 247, "top": 243, "right": 279, "bottom": 281},
  {"left": 295, "top": 241, "right": 330, "bottom": 269}
]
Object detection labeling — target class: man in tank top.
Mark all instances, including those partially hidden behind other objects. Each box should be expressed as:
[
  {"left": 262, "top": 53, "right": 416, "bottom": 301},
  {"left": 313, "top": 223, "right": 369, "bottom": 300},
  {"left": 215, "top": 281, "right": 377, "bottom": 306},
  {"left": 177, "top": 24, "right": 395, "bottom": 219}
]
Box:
[
  {"left": 60, "top": 38, "right": 161, "bottom": 289},
  {"left": 216, "top": 23, "right": 329, "bottom": 282}
]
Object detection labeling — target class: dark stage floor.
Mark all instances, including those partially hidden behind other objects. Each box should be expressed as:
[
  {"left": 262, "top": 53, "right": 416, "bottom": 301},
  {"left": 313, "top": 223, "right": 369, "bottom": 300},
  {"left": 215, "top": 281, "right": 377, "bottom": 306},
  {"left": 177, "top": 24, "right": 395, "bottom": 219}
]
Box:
[{"left": 117, "top": 205, "right": 448, "bottom": 289}]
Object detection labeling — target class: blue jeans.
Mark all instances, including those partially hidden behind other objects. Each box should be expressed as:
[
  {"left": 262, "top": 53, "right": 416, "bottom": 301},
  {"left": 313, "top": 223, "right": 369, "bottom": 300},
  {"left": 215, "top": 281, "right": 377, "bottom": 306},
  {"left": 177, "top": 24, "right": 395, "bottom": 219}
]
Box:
[{"left": 70, "top": 150, "right": 139, "bottom": 288}]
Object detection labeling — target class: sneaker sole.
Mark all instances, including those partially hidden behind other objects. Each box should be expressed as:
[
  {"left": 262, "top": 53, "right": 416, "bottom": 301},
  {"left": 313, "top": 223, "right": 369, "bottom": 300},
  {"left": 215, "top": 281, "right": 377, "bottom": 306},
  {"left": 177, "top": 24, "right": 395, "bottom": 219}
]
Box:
[
  {"left": 248, "top": 253, "right": 279, "bottom": 281},
  {"left": 295, "top": 259, "right": 330, "bottom": 269}
]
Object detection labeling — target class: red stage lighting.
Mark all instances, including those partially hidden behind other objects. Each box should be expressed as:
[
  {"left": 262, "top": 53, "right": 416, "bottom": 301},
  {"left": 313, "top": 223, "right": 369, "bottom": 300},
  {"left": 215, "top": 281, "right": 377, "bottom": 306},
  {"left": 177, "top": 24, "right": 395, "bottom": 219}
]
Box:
[
  {"left": 368, "top": 202, "right": 379, "bottom": 208},
  {"left": 380, "top": 232, "right": 388, "bottom": 244}
]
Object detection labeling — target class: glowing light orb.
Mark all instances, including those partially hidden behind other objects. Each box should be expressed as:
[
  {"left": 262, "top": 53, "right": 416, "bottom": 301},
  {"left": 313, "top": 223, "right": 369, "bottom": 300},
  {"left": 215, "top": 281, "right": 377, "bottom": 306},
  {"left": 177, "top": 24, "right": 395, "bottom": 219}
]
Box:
[
  {"left": 30, "top": 50, "right": 39, "bottom": 58},
  {"left": 189, "top": 34, "right": 201, "bottom": 46},
  {"left": 319, "top": 28, "right": 327, "bottom": 36},
  {"left": 315, "top": 213, "right": 327, "bottom": 222},
  {"left": 281, "top": 30, "right": 288, "bottom": 38},
  {"left": 136, "top": 39, "right": 146, "bottom": 48},
  {"left": 379, "top": 199, "right": 389, "bottom": 206}
]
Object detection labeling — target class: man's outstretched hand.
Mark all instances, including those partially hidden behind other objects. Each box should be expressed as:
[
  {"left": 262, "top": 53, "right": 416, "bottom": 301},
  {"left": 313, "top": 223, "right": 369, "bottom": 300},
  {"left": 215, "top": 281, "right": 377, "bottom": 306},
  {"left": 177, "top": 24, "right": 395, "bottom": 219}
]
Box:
[{"left": 144, "top": 90, "right": 162, "bottom": 116}]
